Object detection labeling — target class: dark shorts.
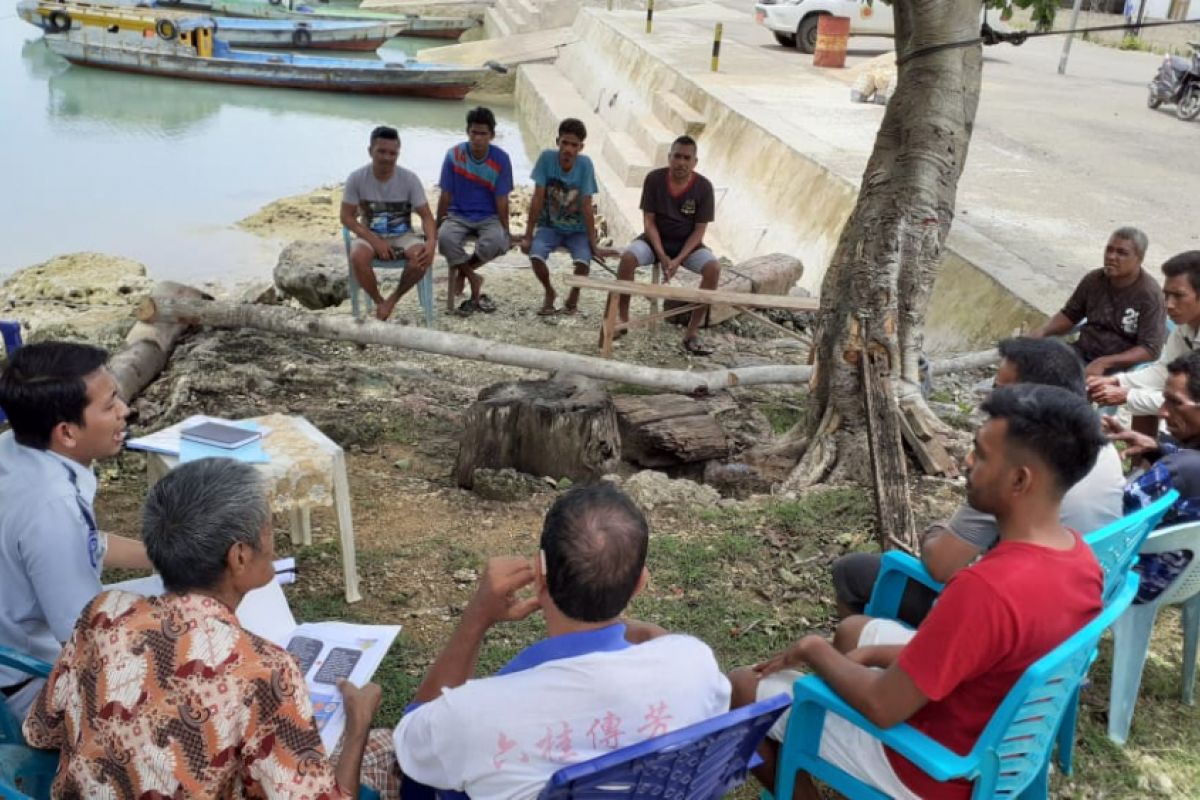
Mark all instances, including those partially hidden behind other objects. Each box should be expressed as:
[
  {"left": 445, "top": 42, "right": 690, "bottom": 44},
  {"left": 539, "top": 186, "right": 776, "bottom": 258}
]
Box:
[{"left": 831, "top": 551, "right": 940, "bottom": 628}]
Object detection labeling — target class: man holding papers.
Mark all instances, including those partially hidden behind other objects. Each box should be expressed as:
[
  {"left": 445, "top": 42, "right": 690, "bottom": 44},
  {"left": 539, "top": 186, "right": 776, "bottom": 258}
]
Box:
[
  {"left": 0, "top": 342, "right": 151, "bottom": 720},
  {"left": 24, "top": 458, "right": 392, "bottom": 799}
]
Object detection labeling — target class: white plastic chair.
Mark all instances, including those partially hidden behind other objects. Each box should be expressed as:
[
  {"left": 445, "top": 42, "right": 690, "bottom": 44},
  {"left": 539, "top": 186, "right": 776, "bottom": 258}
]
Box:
[{"left": 1108, "top": 520, "right": 1200, "bottom": 744}]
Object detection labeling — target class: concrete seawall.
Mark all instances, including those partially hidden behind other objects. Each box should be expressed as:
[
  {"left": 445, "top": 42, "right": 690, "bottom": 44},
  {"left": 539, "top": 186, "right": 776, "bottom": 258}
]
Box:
[{"left": 513, "top": 7, "right": 1093, "bottom": 351}]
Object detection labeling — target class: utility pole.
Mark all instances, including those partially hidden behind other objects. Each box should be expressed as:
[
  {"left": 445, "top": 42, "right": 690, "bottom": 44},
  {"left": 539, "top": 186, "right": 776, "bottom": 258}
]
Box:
[{"left": 1057, "top": 0, "right": 1084, "bottom": 75}]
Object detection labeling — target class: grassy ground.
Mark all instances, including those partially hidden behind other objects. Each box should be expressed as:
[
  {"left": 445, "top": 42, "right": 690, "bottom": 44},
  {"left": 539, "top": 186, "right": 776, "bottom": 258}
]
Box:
[{"left": 93, "top": 434, "right": 1200, "bottom": 799}]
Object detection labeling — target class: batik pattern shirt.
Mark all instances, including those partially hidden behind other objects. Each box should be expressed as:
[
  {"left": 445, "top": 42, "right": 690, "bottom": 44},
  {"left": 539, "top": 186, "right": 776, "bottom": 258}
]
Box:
[
  {"left": 24, "top": 590, "right": 349, "bottom": 800},
  {"left": 1123, "top": 458, "right": 1198, "bottom": 604}
]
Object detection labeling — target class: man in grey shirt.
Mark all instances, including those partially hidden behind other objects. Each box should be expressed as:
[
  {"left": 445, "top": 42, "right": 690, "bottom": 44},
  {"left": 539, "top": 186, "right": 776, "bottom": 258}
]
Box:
[
  {"left": 831, "top": 337, "right": 1125, "bottom": 627},
  {"left": 0, "top": 342, "right": 151, "bottom": 719},
  {"left": 340, "top": 125, "right": 437, "bottom": 322}
]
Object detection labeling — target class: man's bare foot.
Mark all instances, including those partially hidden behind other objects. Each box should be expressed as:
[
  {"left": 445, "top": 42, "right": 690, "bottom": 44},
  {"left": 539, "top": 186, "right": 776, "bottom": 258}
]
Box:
[
  {"left": 374, "top": 297, "right": 397, "bottom": 321},
  {"left": 538, "top": 291, "right": 558, "bottom": 316}
]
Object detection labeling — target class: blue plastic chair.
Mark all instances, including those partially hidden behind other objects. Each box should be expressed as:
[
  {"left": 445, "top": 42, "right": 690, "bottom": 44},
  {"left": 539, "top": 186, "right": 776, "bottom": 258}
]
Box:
[
  {"left": 1108, "top": 520, "right": 1200, "bottom": 744},
  {"left": 0, "top": 322, "right": 22, "bottom": 426},
  {"left": 769, "top": 572, "right": 1140, "bottom": 800},
  {"left": 861, "top": 489, "right": 1177, "bottom": 777},
  {"left": 342, "top": 228, "right": 434, "bottom": 327},
  {"left": 0, "top": 645, "right": 55, "bottom": 800},
  {"left": 536, "top": 693, "right": 790, "bottom": 800}
]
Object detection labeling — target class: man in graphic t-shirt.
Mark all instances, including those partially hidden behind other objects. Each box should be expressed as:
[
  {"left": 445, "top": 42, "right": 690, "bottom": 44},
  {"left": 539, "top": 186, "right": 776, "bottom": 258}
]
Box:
[
  {"left": 518, "top": 118, "right": 616, "bottom": 316},
  {"left": 610, "top": 135, "right": 721, "bottom": 355},
  {"left": 437, "top": 106, "right": 514, "bottom": 316},
  {"left": 340, "top": 125, "right": 437, "bottom": 322},
  {"left": 1031, "top": 226, "right": 1166, "bottom": 377}
]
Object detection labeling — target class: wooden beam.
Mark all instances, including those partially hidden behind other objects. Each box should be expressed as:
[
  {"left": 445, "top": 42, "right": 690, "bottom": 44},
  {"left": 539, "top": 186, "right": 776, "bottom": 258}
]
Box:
[
  {"left": 137, "top": 297, "right": 814, "bottom": 395},
  {"left": 860, "top": 346, "right": 917, "bottom": 554},
  {"left": 563, "top": 275, "right": 821, "bottom": 312}
]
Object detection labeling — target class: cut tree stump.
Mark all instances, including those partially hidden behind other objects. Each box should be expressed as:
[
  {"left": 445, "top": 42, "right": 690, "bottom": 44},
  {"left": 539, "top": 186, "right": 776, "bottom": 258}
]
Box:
[
  {"left": 664, "top": 253, "right": 805, "bottom": 326},
  {"left": 454, "top": 374, "right": 620, "bottom": 488},
  {"left": 612, "top": 394, "right": 731, "bottom": 468}
]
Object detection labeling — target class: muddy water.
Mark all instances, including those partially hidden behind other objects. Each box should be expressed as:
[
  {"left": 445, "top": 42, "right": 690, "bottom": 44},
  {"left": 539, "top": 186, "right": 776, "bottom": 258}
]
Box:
[{"left": 0, "top": 15, "right": 529, "bottom": 284}]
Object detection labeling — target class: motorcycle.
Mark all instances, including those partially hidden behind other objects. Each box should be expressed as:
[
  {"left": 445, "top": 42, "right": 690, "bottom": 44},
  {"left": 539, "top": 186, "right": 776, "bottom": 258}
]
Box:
[{"left": 1148, "top": 42, "right": 1200, "bottom": 122}]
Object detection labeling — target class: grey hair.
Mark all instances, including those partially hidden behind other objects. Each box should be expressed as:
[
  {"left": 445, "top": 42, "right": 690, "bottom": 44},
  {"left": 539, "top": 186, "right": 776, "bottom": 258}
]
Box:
[
  {"left": 142, "top": 458, "right": 270, "bottom": 593},
  {"left": 1112, "top": 226, "right": 1149, "bottom": 259}
]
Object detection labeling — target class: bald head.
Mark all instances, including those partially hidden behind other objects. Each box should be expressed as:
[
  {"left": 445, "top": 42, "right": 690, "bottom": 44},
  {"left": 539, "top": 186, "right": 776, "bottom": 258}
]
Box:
[{"left": 540, "top": 483, "right": 649, "bottom": 623}]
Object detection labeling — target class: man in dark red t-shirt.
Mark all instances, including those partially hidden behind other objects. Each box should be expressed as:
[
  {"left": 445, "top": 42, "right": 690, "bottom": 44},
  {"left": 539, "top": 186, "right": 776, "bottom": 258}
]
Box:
[
  {"left": 729, "top": 384, "right": 1106, "bottom": 800},
  {"left": 608, "top": 135, "right": 721, "bottom": 355}
]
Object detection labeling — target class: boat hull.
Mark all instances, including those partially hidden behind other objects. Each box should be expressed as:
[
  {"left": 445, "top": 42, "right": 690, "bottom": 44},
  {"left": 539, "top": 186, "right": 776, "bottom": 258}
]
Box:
[
  {"left": 213, "top": 21, "right": 394, "bottom": 50},
  {"left": 45, "top": 36, "right": 482, "bottom": 98}
]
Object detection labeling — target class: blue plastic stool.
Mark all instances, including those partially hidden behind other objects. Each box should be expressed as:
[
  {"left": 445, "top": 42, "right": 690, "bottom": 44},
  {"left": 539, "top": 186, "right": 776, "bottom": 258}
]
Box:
[
  {"left": 1108, "top": 520, "right": 1200, "bottom": 744},
  {"left": 342, "top": 229, "right": 434, "bottom": 327}
]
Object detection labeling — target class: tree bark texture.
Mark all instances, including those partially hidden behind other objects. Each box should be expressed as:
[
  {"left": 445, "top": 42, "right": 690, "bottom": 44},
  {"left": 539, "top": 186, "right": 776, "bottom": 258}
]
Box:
[
  {"left": 454, "top": 375, "right": 620, "bottom": 487},
  {"left": 109, "top": 282, "right": 209, "bottom": 402},
  {"left": 138, "top": 297, "right": 813, "bottom": 395},
  {"left": 789, "top": 0, "right": 984, "bottom": 494},
  {"left": 612, "top": 394, "right": 731, "bottom": 467}
]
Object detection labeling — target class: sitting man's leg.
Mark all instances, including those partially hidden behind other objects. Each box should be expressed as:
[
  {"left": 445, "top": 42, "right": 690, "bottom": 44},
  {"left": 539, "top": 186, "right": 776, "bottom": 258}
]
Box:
[
  {"left": 464, "top": 217, "right": 511, "bottom": 311},
  {"left": 729, "top": 618, "right": 919, "bottom": 800},
  {"left": 438, "top": 216, "right": 473, "bottom": 310},
  {"left": 375, "top": 233, "right": 432, "bottom": 322},
  {"left": 562, "top": 230, "right": 594, "bottom": 314},
  {"left": 350, "top": 238, "right": 396, "bottom": 321},
  {"left": 529, "top": 227, "right": 564, "bottom": 315},
  {"left": 830, "top": 551, "right": 882, "bottom": 620},
  {"left": 680, "top": 249, "right": 721, "bottom": 354},
  {"left": 614, "top": 239, "right": 654, "bottom": 324}
]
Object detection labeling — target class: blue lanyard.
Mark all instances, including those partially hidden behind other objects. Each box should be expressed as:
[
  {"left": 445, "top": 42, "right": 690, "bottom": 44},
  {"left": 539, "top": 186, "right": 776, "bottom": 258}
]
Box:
[{"left": 61, "top": 464, "right": 102, "bottom": 571}]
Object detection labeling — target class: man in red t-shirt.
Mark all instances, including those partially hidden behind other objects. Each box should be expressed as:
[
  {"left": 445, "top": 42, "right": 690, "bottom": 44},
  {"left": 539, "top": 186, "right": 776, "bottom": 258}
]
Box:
[{"left": 729, "top": 384, "right": 1106, "bottom": 800}]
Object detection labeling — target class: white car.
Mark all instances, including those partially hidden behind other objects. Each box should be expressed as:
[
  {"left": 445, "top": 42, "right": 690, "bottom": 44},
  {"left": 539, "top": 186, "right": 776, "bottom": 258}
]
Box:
[{"left": 754, "top": 0, "right": 893, "bottom": 53}]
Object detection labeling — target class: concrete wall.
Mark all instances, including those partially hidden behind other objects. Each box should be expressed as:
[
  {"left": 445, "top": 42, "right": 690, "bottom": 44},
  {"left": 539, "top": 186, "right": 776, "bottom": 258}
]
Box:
[{"left": 516, "top": 8, "right": 1047, "bottom": 350}]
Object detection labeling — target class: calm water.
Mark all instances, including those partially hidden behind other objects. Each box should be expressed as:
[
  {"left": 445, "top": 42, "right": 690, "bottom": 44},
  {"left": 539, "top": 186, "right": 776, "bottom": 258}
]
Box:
[{"left": 0, "top": 14, "right": 530, "bottom": 284}]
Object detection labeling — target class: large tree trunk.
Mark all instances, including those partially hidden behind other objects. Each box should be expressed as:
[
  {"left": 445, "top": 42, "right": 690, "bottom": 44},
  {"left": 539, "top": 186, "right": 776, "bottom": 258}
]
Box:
[{"left": 784, "top": 1, "right": 985, "bottom": 546}]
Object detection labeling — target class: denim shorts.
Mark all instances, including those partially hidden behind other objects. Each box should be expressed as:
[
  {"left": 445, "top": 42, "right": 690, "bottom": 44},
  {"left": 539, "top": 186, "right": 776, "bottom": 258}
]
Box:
[
  {"left": 531, "top": 227, "right": 592, "bottom": 264},
  {"left": 624, "top": 238, "right": 716, "bottom": 274}
]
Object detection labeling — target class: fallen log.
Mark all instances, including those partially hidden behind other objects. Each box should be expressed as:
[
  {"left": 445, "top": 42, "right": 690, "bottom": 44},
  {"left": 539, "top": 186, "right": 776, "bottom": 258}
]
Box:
[
  {"left": 110, "top": 282, "right": 209, "bottom": 402},
  {"left": 137, "top": 298, "right": 814, "bottom": 395}
]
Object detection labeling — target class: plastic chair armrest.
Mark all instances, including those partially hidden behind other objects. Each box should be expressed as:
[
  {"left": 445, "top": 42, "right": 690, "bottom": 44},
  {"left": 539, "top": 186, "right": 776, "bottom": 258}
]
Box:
[
  {"left": 0, "top": 646, "right": 52, "bottom": 679},
  {"left": 791, "top": 676, "right": 976, "bottom": 783},
  {"left": 863, "top": 551, "right": 945, "bottom": 619}
]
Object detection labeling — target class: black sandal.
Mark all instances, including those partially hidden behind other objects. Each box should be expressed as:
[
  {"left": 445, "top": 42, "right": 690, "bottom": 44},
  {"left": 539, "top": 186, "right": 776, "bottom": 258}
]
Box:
[
  {"left": 682, "top": 337, "right": 714, "bottom": 356},
  {"left": 477, "top": 293, "right": 497, "bottom": 313}
]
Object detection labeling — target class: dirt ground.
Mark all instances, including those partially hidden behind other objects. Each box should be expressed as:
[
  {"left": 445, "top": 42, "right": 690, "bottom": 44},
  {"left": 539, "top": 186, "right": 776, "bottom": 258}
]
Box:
[{"left": 6, "top": 184, "right": 1200, "bottom": 798}]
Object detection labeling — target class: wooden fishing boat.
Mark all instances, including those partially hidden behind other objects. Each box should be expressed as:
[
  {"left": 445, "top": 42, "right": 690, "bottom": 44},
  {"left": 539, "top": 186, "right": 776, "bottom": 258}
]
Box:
[
  {"left": 43, "top": 22, "right": 489, "bottom": 97},
  {"left": 166, "top": 0, "right": 481, "bottom": 39},
  {"left": 18, "top": 0, "right": 405, "bottom": 50}
]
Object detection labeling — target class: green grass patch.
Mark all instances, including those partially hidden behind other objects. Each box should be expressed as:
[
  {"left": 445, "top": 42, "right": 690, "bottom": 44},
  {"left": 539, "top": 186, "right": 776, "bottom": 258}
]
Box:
[
  {"left": 760, "top": 402, "right": 807, "bottom": 435},
  {"left": 767, "top": 487, "right": 875, "bottom": 538}
]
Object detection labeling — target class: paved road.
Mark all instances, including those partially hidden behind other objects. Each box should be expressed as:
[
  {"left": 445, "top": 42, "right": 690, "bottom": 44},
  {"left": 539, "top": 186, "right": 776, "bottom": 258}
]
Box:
[{"left": 659, "top": 1, "right": 1200, "bottom": 309}]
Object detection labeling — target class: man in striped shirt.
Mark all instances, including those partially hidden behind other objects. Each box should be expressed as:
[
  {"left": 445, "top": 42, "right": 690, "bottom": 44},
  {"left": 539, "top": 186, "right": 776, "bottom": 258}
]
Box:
[{"left": 437, "top": 106, "right": 515, "bottom": 315}]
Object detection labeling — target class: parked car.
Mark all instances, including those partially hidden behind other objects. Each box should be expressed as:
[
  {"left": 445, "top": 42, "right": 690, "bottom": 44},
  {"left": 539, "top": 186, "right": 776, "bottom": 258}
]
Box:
[
  {"left": 754, "top": 0, "right": 892, "bottom": 53},
  {"left": 754, "top": 0, "right": 998, "bottom": 54}
]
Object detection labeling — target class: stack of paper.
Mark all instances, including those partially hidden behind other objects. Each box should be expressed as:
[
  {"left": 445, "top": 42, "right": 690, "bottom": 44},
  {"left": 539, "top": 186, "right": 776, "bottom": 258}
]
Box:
[{"left": 127, "top": 415, "right": 270, "bottom": 464}]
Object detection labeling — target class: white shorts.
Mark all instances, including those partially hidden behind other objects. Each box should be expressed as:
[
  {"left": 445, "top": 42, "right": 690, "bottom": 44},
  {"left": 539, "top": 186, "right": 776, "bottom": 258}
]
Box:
[{"left": 755, "top": 619, "right": 919, "bottom": 800}]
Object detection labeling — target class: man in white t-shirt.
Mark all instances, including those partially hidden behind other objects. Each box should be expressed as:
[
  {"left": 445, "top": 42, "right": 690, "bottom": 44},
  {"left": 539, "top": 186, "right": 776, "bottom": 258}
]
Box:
[
  {"left": 340, "top": 125, "right": 437, "bottom": 322},
  {"left": 392, "top": 483, "right": 731, "bottom": 799}
]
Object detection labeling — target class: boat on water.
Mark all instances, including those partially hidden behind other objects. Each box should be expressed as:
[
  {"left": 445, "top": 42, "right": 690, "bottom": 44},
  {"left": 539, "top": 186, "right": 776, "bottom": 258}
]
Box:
[
  {"left": 18, "top": 0, "right": 405, "bottom": 49},
  {"left": 165, "top": 0, "right": 480, "bottom": 38},
  {"left": 42, "top": 20, "right": 490, "bottom": 97}
]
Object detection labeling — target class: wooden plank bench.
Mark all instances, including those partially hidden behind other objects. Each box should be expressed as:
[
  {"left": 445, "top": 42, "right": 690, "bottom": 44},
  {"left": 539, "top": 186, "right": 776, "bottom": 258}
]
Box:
[{"left": 562, "top": 275, "right": 820, "bottom": 357}]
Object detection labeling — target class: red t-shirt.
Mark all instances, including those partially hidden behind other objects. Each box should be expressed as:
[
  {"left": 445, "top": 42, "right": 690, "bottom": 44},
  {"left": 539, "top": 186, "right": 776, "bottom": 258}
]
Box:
[{"left": 887, "top": 532, "right": 1103, "bottom": 799}]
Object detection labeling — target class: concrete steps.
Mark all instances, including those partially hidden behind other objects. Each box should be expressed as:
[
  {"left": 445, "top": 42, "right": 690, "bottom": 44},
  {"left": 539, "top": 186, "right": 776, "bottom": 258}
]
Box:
[
  {"left": 482, "top": 6, "right": 510, "bottom": 38},
  {"left": 602, "top": 130, "right": 652, "bottom": 187},
  {"left": 652, "top": 90, "right": 706, "bottom": 137},
  {"left": 632, "top": 115, "right": 675, "bottom": 165}
]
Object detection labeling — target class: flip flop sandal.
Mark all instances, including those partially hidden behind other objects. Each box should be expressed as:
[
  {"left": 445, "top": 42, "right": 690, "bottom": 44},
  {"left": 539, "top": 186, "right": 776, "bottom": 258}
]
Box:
[
  {"left": 477, "top": 294, "right": 498, "bottom": 313},
  {"left": 537, "top": 305, "right": 559, "bottom": 317},
  {"left": 682, "top": 338, "right": 714, "bottom": 356},
  {"left": 558, "top": 305, "right": 580, "bottom": 316},
  {"left": 456, "top": 299, "right": 479, "bottom": 317}
]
